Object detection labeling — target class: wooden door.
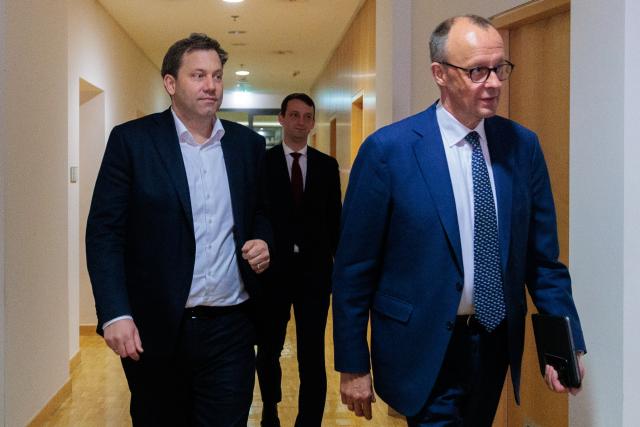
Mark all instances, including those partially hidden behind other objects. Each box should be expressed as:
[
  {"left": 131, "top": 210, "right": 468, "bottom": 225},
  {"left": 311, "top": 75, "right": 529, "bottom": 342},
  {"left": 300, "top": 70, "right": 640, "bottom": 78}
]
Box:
[{"left": 491, "top": 1, "right": 571, "bottom": 426}]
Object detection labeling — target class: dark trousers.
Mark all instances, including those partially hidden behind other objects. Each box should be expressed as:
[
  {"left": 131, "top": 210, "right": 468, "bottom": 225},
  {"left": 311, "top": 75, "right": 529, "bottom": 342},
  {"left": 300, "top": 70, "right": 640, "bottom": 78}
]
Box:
[
  {"left": 121, "top": 305, "right": 256, "bottom": 427},
  {"left": 407, "top": 317, "right": 509, "bottom": 427},
  {"left": 255, "top": 269, "right": 331, "bottom": 427}
]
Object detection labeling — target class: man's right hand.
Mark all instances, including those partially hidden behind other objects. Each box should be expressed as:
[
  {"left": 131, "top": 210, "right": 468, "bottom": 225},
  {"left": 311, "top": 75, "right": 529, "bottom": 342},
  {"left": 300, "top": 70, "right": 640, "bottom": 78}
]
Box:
[
  {"left": 103, "top": 318, "right": 144, "bottom": 361},
  {"left": 340, "top": 372, "right": 376, "bottom": 420}
]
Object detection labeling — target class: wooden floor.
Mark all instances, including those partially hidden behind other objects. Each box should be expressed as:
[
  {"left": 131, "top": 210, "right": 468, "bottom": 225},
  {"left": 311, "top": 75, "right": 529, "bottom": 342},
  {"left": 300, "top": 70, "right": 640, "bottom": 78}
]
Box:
[{"left": 39, "top": 311, "right": 406, "bottom": 426}]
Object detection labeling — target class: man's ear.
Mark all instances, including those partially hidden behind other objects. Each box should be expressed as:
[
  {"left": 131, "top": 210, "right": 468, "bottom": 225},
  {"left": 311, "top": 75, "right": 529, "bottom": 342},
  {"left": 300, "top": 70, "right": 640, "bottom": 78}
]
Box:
[
  {"left": 163, "top": 74, "right": 176, "bottom": 96},
  {"left": 277, "top": 114, "right": 285, "bottom": 126},
  {"left": 431, "top": 62, "right": 447, "bottom": 87}
]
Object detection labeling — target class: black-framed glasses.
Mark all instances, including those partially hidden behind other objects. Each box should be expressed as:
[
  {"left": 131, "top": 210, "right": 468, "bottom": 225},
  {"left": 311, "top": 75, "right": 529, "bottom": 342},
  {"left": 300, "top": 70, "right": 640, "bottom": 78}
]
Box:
[{"left": 440, "top": 61, "right": 515, "bottom": 83}]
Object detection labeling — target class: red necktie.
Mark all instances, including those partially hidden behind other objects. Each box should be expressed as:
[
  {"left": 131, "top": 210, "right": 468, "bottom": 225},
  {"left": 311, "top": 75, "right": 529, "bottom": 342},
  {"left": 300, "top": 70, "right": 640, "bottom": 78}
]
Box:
[{"left": 290, "top": 152, "right": 303, "bottom": 207}]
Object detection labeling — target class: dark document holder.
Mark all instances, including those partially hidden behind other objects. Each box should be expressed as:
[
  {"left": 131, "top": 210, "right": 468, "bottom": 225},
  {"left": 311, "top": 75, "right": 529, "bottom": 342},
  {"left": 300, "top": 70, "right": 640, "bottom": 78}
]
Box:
[{"left": 531, "top": 313, "right": 581, "bottom": 388}]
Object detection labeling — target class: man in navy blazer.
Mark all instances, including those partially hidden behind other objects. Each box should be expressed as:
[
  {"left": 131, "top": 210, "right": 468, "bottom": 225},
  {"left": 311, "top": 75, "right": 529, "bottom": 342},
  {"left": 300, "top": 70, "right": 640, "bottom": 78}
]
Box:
[
  {"left": 86, "top": 34, "right": 271, "bottom": 426},
  {"left": 332, "top": 15, "right": 586, "bottom": 426}
]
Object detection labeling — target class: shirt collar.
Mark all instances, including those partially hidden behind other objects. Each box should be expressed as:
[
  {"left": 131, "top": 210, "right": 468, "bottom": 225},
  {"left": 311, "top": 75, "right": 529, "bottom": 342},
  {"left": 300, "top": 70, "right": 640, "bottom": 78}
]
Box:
[
  {"left": 282, "top": 141, "right": 308, "bottom": 157},
  {"left": 435, "top": 101, "right": 487, "bottom": 147},
  {"left": 171, "top": 108, "right": 225, "bottom": 147}
]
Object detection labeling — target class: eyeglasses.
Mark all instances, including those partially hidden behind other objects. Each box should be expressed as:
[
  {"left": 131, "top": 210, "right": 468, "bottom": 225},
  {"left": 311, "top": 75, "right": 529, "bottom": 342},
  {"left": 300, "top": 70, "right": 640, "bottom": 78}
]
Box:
[{"left": 440, "top": 61, "right": 515, "bottom": 83}]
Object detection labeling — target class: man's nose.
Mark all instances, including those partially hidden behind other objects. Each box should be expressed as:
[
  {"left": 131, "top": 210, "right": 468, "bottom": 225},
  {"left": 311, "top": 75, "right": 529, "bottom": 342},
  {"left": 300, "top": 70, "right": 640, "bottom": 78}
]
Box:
[
  {"left": 204, "top": 76, "right": 216, "bottom": 91},
  {"left": 485, "top": 69, "right": 503, "bottom": 88}
]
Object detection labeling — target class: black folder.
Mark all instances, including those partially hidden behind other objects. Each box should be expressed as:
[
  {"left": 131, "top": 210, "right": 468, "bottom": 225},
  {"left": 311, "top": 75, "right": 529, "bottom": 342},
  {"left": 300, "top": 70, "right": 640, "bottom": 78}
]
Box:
[{"left": 531, "top": 313, "right": 581, "bottom": 388}]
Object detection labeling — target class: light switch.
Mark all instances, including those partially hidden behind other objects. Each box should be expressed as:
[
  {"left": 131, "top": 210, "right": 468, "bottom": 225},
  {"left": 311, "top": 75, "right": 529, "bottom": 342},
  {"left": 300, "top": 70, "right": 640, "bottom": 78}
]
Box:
[{"left": 70, "top": 166, "right": 79, "bottom": 183}]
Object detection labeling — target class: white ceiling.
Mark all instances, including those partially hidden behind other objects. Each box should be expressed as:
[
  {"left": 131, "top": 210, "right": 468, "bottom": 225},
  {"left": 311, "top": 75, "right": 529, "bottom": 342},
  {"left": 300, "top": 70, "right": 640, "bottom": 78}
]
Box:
[{"left": 98, "top": 0, "right": 366, "bottom": 95}]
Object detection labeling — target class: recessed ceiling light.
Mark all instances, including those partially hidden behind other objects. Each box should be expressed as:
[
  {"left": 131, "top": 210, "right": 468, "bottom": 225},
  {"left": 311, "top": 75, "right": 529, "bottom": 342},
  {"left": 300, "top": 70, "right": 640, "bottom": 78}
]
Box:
[
  {"left": 235, "top": 70, "right": 250, "bottom": 76},
  {"left": 223, "top": 0, "right": 244, "bottom": 3}
]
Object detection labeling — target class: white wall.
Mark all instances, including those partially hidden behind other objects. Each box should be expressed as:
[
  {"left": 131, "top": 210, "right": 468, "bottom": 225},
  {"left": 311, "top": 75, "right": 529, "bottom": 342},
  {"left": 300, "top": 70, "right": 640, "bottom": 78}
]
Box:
[
  {"left": 571, "top": 0, "right": 640, "bottom": 426},
  {"left": 0, "top": 0, "right": 7, "bottom": 421},
  {"left": 623, "top": 2, "right": 640, "bottom": 424},
  {"left": 3, "top": 1, "right": 70, "bottom": 425},
  {"left": 375, "top": 0, "right": 413, "bottom": 128},
  {"left": 67, "top": 0, "right": 168, "bottom": 357}
]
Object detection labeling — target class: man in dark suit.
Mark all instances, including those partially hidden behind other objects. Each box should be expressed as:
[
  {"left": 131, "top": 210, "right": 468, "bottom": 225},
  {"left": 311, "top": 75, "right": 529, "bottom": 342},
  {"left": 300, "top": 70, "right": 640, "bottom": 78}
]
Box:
[
  {"left": 256, "top": 93, "right": 341, "bottom": 427},
  {"left": 332, "top": 15, "right": 586, "bottom": 426},
  {"left": 86, "top": 33, "right": 271, "bottom": 426}
]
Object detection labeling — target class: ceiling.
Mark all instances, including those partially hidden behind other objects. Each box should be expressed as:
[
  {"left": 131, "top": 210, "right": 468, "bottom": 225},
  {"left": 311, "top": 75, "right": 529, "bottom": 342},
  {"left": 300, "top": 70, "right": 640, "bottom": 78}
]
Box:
[{"left": 98, "top": 0, "right": 366, "bottom": 96}]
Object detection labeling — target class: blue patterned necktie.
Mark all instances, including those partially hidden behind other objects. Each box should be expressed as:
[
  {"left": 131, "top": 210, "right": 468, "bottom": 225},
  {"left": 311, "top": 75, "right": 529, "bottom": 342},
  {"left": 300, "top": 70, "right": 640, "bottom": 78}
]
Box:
[{"left": 467, "top": 131, "right": 506, "bottom": 332}]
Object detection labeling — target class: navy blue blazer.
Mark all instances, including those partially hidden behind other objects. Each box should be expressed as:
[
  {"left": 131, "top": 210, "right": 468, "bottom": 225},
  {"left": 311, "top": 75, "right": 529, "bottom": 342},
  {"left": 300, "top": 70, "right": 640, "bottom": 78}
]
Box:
[
  {"left": 86, "top": 108, "right": 272, "bottom": 356},
  {"left": 332, "top": 103, "right": 585, "bottom": 415}
]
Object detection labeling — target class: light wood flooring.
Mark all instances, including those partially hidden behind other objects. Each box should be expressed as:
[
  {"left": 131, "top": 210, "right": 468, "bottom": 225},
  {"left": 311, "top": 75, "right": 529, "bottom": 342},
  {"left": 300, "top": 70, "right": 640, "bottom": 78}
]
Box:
[{"left": 38, "top": 311, "right": 406, "bottom": 426}]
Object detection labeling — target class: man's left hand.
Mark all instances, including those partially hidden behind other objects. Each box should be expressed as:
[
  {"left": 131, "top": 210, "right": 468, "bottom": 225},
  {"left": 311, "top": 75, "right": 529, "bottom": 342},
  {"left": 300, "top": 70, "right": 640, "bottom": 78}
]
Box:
[
  {"left": 544, "top": 352, "right": 585, "bottom": 395},
  {"left": 242, "top": 239, "right": 270, "bottom": 274}
]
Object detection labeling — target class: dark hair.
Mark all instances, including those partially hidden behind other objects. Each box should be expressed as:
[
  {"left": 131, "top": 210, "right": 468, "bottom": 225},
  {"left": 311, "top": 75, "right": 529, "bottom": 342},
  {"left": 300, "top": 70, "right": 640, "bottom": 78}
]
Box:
[
  {"left": 280, "top": 93, "right": 316, "bottom": 118},
  {"left": 429, "top": 15, "right": 494, "bottom": 63},
  {"left": 161, "top": 33, "right": 228, "bottom": 78}
]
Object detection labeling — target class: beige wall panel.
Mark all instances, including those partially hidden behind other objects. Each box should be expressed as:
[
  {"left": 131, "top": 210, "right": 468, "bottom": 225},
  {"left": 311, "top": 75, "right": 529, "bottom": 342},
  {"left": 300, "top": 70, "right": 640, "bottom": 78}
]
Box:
[
  {"left": 3, "top": 2, "right": 70, "bottom": 425},
  {"left": 311, "top": 0, "right": 376, "bottom": 194}
]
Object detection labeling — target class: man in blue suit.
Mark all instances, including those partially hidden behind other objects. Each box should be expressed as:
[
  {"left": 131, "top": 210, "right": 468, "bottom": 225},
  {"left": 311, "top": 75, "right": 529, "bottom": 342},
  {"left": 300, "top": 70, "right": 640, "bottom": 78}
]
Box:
[
  {"left": 332, "top": 15, "right": 586, "bottom": 426},
  {"left": 86, "top": 34, "right": 271, "bottom": 426}
]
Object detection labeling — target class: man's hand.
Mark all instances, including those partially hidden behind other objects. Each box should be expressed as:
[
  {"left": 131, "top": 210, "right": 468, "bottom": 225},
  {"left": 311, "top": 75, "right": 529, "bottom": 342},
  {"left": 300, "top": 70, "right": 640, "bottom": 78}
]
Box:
[
  {"left": 340, "top": 372, "right": 376, "bottom": 420},
  {"left": 104, "top": 318, "right": 144, "bottom": 361},
  {"left": 242, "top": 239, "right": 270, "bottom": 274},
  {"left": 544, "top": 352, "right": 585, "bottom": 395}
]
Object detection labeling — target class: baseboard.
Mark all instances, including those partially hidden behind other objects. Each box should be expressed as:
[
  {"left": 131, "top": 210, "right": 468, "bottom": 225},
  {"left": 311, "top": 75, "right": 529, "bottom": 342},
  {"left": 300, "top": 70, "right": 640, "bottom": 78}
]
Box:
[
  {"left": 26, "top": 379, "right": 71, "bottom": 426},
  {"left": 69, "top": 350, "right": 81, "bottom": 372},
  {"left": 79, "top": 324, "right": 98, "bottom": 336}
]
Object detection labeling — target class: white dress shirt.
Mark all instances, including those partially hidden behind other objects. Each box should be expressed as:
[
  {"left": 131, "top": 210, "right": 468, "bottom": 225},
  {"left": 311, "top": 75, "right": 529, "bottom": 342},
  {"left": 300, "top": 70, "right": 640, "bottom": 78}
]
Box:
[
  {"left": 435, "top": 102, "right": 499, "bottom": 315},
  {"left": 173, "top": 110, "right": 248, "bottom": 308}
]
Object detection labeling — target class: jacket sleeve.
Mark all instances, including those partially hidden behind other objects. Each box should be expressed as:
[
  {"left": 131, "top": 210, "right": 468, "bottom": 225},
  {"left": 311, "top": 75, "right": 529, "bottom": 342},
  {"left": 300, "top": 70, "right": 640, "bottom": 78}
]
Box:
[
  {"left": 524, "top": 136, "right": 586, "bottom": 353},
  {"left": 328, "top": 157, "right": 342, "bottom": 257},
  {"left": 332, "top": 135, "right": 391, "bottom": 373},
  {"left": 85, "top": 126, "right": 133, "bottom": 333}
]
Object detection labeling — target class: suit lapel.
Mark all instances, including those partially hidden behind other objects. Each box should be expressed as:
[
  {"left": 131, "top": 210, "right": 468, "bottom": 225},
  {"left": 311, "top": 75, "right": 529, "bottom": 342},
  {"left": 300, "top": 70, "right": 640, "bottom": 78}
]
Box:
[
  {"left": 304, "top": 147, "right": 317, "bottom": 203},
  {"left": 412, "top": 105, "right": 464, "bottom": 274},
  {"left": 271, "top": 144, "right": 294, "bottom": 204},
  {"left": 220, "top": 122, "right": 244, "bottom": 226},
  {"left": 485, "top": 118, "right": 513, "bottom": 272},
  {"left": 151, "top": 109, "right": 194, "bottom": 232}
]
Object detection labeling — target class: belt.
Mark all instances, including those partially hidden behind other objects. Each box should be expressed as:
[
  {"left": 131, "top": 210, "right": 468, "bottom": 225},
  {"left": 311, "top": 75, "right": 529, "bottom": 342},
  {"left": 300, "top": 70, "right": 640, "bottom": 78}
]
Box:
[{"left": 185, "top": 302, "right": 248, "bottom": 319}]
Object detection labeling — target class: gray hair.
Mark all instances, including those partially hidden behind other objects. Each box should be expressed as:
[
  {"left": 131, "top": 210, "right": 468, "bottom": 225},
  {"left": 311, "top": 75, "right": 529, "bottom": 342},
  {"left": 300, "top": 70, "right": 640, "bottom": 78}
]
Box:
[{"left": 429, "top": 15, "right": 494, "bottom": 63}]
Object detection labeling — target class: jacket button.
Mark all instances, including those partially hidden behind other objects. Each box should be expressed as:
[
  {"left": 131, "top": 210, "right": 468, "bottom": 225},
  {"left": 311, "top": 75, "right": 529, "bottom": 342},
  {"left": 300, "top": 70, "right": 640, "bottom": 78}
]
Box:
[
  {"left": 456, "top": 282, "right": 463, "bottom": 292},
  {"left": 446, "top": 321, "right": 454, "bottom": 331}
]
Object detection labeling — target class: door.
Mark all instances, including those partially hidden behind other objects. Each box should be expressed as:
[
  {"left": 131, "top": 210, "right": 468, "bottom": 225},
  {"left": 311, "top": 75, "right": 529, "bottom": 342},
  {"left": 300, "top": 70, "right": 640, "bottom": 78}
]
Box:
[{"left": 492, "top": 1, "right": 572, "bottom": 426}]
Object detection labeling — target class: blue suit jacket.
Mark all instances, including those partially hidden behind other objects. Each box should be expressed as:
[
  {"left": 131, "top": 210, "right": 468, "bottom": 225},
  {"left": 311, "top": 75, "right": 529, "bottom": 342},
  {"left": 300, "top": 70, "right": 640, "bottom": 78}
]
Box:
[
  {"left": 332, "top": 103, "right": 585, "bottom": 415},
  {"left": 86, "top": 108, "right": 272, "bottom": 357}
]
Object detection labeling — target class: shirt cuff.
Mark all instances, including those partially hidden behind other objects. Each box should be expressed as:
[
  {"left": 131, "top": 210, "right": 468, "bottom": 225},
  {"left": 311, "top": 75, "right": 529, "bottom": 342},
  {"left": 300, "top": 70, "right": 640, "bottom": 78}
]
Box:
[{"left": 103, "top": 315, "right": 133, "bottom": 330}]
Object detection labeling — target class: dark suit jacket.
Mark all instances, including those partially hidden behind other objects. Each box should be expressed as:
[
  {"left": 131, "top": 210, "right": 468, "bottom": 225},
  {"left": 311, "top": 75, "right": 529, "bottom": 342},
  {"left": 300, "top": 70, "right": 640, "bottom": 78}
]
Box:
[
  {"left": 332, "top": 103, "right": 586, "bottom": 415},
  {"left": 86, "top": 108, "right": 272, "bottom": 357},
  {"left": 263, "top": 144, "right": 341, "bottom": 291}
]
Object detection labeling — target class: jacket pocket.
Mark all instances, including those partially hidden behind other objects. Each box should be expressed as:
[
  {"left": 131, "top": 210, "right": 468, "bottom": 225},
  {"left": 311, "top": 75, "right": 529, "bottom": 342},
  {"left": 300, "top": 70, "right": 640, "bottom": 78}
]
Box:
[{"left": 372, "top": 292, "right": 414, "bottom": 323}]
